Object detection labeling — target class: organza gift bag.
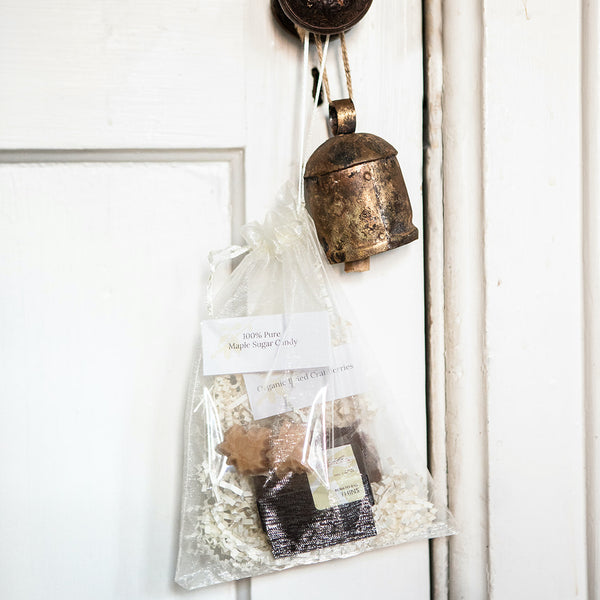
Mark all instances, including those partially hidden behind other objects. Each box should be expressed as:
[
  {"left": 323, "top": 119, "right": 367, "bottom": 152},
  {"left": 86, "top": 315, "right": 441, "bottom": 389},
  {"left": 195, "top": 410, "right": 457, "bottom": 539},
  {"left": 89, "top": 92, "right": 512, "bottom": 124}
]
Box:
[{"left": 175, "top": 199, "right": 455, "bottom": 590}]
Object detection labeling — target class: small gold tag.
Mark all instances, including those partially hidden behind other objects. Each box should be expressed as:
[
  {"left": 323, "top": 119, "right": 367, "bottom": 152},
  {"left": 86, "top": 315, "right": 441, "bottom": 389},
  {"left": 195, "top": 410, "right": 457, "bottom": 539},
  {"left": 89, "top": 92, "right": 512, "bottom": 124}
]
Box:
[{"left": 307, "top": 445, "right": 365, "bottom": 510}]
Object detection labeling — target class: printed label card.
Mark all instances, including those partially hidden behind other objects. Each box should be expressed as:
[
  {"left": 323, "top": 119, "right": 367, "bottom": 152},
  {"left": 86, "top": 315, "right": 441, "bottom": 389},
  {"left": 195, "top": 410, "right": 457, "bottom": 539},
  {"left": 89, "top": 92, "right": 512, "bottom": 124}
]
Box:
[
  {"left": 243, "top": 343, "right": 367, "bottom": 420},
  {"left": 201, "top": 312, "right": 331, "bottom": 376}
]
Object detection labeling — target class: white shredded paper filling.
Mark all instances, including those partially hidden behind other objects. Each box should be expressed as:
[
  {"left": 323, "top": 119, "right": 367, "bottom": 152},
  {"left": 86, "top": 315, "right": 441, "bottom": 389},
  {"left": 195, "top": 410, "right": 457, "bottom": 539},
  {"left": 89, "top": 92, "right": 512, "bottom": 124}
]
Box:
[{"left": 177, "top": 374, "right": 454, "bottom": 589}]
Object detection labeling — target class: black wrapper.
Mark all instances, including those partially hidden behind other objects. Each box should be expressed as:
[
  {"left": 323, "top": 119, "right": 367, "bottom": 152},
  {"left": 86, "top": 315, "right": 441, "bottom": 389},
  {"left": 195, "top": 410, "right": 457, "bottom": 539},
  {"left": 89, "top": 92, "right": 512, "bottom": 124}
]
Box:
[
  {"left": 256, "top": 472, "right": 376, "bottom": 558},
  {"left": 255, "top": 426, "right": 379, "bottom": 558}
]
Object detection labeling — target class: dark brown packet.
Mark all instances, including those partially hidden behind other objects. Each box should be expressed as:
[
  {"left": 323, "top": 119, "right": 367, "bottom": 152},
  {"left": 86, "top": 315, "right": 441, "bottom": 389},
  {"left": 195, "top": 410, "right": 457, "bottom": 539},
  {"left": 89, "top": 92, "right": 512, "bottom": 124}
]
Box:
[{"left": 254, "top": 426, "right": 381, "bottom": 558}]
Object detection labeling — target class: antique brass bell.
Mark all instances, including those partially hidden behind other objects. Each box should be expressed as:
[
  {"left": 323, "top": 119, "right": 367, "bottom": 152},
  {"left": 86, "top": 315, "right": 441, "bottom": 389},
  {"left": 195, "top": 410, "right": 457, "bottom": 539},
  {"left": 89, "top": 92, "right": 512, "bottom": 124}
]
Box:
[{"left": 304, "top": 99, "right": 418, "bottom": 272}]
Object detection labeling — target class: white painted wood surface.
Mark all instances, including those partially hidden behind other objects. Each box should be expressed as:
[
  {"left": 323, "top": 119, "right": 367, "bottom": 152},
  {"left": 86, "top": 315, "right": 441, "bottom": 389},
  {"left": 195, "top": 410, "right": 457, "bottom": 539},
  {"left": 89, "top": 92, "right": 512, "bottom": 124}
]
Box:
[
  {"left": 583, "top": 2, "right": 600, "bottom": 599},
  {"left": 441, "top": 2, "right": 488, "bottom": 598},
  {"left": 433, "top": 1, "right": 591, "bottom": 598},
  {"left": 423, "top": 1, "right": 449, "bottom": 598},
  {"left": 0, "top": 156, "right": 237, "bottom": 600},
  {"left": 484, "top": 3, "right": 587, "bottom": 597},
  {"left": 0, "top": 1, "right": 246, "bottom": 149},
  {"left": 0, "top": 1, "right": 429, "bottom": 599}
]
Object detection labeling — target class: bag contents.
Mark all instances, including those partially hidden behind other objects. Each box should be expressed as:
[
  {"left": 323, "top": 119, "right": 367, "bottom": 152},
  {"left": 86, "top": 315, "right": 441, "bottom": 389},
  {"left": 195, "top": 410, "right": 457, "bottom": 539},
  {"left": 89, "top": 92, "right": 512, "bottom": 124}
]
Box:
[{"left": 175, "top": 201, "right": 455, "bottom": 590}]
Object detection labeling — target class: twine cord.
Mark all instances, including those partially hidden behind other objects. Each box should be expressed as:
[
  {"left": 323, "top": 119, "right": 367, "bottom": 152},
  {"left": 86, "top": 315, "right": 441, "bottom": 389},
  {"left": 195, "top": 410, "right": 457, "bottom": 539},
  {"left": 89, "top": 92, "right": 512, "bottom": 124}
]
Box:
[
  {"left": 340, "top": 32, "right": 353, "bottom": 99},
  {"left": 314, "top": 32, "right": 353, "bottom": 104}
]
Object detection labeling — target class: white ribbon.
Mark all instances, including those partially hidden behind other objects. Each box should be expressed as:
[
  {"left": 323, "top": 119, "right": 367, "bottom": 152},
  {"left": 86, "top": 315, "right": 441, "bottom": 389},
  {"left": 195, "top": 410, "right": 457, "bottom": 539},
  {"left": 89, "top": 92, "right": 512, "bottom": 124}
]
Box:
[{"left": 296, "top": 32, "right": 330, "bottom": 213}]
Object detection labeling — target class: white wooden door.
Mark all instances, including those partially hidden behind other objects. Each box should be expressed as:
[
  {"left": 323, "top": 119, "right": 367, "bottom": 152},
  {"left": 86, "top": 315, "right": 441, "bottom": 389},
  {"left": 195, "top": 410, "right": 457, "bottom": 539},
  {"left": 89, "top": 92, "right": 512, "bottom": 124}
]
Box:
[{"left": 0, "top": 2, "right": 428, "bottom": 599}]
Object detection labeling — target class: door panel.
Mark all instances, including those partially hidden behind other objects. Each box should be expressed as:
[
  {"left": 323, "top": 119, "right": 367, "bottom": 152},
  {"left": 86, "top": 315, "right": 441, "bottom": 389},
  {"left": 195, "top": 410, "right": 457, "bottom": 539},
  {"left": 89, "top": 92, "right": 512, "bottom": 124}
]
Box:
[
  {"left": 0, "top": 155, "right": 238, "bottom": 599},
  {"left": 0, "top": 1, "right": 245, "bottom": 148},
  {"left": 484, "top": 2, "right": 586, "bottom": 597}
]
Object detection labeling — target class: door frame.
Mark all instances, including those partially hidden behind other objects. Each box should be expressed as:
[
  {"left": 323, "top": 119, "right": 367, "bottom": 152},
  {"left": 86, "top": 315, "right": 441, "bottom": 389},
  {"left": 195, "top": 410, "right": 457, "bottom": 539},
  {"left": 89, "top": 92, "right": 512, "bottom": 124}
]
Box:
[{"left": 425, "top": 1, "right": 599, "bottom": 598}]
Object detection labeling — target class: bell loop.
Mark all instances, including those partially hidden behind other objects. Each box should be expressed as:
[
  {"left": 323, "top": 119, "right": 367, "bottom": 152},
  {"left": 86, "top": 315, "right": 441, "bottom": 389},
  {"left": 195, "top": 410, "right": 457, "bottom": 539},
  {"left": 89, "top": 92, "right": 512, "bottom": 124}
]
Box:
[{"left": 329, "top": 99, "right": 356, "bottom": 135}]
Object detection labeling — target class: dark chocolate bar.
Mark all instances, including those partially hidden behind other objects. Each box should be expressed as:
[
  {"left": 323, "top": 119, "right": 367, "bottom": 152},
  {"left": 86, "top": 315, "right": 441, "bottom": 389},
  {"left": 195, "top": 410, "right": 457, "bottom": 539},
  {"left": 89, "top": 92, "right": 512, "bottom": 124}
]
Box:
[
  {"left": 255, "top": 425, "right": 379, "bottom": 557},
  {"left": 255, "top": 472, "right": 376, "bottom": 558}
]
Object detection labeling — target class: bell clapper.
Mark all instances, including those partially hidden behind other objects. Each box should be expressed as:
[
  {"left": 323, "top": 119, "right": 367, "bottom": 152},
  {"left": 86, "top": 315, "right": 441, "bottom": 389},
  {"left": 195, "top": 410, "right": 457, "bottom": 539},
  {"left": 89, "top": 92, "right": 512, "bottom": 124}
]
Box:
[{"left": 345, "top": 257, "right": 370, "bottom": 273}]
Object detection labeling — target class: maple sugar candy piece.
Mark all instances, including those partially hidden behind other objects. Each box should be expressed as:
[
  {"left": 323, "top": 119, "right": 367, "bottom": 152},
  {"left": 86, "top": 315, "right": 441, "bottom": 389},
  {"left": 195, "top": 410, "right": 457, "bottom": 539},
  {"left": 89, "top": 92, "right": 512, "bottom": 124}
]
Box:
[
  {"left": 267, "top": 420, "right": 310, "bottom": 478},
  {"left": 217, "top": 424, "right": 271, "bottom": 475}
]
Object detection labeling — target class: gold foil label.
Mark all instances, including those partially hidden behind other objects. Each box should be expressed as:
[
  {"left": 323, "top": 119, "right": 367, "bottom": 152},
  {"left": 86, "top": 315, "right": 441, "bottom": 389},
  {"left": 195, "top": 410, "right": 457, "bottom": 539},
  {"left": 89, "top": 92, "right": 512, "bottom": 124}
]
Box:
[{"left": 308, "top": 445, "right": 365, "bottom": 510}]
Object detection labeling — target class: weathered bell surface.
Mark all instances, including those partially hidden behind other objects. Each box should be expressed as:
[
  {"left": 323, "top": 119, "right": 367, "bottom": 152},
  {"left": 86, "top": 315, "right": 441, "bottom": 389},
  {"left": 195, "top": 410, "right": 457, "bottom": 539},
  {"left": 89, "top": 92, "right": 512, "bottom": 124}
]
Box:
[{"left": 304, "top": 99, "right": 418, "bottom": 270}]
